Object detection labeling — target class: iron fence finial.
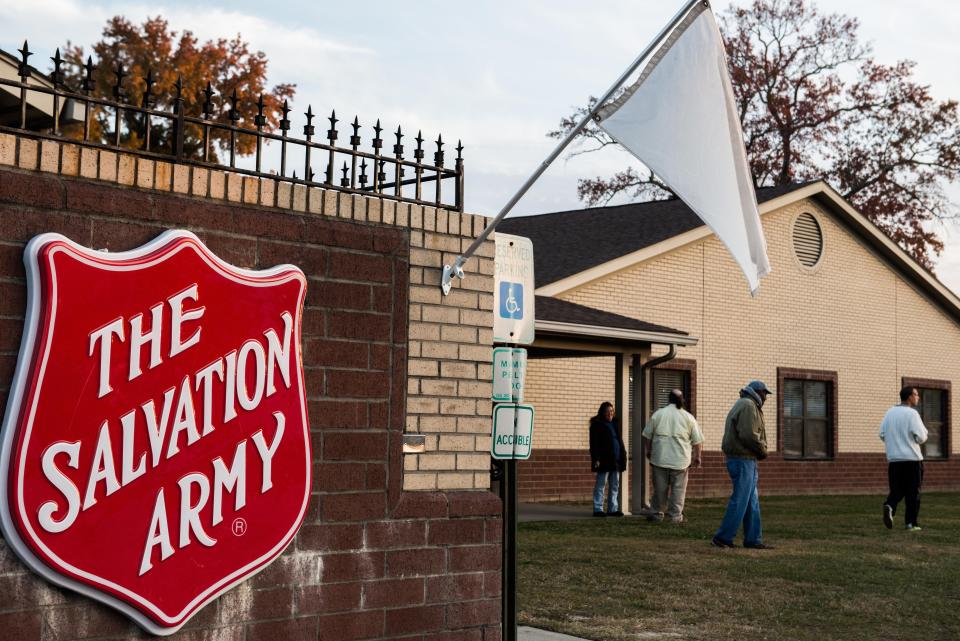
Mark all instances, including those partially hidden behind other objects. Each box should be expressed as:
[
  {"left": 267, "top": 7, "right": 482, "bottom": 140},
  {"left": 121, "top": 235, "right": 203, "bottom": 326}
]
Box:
[
  {"left": 50, "top": 49, "right": 63, "bottom": 86},
  {"left": 18, "top": 41, "right": 31, "bottom": 78},
  {"left": 394, "top": 126, "right": 404, "bottom": 158},
  {"left": 143, "top": 69, "right": 155, "bottom": 108},
  {"left": 372, "top": 119, "right": 383, "bottom": 151},
  {"left": 255, "top": 94, "right": 266, "bottom": 130},
  {"left": 434, "top": 134, "right": 444, "bottom": 167},
  {"left": 280, "top": 99, "right": 291, "bottom": 133},
  {"left": 113, "top": 63, "right": 126, "bottom": 101},
  {"left": 202, "top": 82, "right": 215, "bottom": 119},
  {"left": 350, "top": 116, "right": 361, "bottom": 149},
  {"left": 327, "top": 110, "right": 338, "bottom": 142},
  {"left": 304, "top": 105, "right": 315, "bottom": 137},
  {"left": 82, "top": 56, "right": 95, "bottom": 93},
  {"left": 228, "top": 89, "right": 240, "bottom": 123},
  {"left": 414, "top": 130, "right": 425, "bottom": 161}
]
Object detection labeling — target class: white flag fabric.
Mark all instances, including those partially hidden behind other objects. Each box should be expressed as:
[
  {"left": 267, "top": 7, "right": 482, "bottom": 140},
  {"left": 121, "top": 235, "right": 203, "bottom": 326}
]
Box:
[{"left": 596, "top": 4, "right": 770, "bottom": 294}]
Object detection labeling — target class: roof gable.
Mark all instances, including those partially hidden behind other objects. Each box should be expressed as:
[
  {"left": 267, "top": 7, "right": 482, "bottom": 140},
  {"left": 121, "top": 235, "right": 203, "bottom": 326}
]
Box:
[
  {"left": 504, "top": 180, "right": 960, "bottom": 325},
  {"left": 498, "top": 182, "right": 812, "bottom": 288}
]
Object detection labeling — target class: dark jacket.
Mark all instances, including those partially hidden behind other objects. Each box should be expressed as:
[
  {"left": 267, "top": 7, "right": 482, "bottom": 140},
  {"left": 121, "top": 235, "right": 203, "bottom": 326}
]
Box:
[
  {"left": 721, "top": 396, "right": 768, "bottom": 459},
  {"left": 589, "top": 417, "right": 627, "bottom": 472}
]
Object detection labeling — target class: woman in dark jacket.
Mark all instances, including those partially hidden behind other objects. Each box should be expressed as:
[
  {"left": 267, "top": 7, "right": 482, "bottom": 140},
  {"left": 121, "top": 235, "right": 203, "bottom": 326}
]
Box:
[{"left": 589, "top": 401, "right": 626, "bottom": 517}]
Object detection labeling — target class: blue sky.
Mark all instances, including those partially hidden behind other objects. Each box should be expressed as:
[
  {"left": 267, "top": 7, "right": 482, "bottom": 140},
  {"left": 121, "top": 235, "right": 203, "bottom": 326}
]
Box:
[{"left": 5, "top": 1, "right": 960, "bottom": 289}]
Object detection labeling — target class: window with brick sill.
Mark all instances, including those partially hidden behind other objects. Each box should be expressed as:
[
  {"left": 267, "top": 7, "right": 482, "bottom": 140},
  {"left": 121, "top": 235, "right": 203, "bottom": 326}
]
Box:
[{"left": 782, "top": 378, "right": 834, "bottom": 460}]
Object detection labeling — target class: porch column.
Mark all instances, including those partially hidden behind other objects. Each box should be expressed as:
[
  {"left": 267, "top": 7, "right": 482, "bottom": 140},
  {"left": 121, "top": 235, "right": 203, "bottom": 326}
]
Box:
[{"left": 615, "top": 353, "right": 631, "bottom": 514}]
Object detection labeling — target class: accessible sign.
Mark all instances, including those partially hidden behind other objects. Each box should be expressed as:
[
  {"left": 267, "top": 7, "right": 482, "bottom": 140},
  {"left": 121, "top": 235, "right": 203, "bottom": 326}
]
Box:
[
  {"left": 491, "top": 404, "right": 534, "bottom": 460},
  {"left": 0, "top": 231, "right": 311, "bottom": 635}
]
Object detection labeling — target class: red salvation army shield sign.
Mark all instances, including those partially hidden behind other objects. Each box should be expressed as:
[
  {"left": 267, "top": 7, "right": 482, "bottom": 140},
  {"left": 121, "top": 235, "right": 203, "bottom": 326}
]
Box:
[{"left": 0, "top": 230, "right": 311, "bottom": 635}]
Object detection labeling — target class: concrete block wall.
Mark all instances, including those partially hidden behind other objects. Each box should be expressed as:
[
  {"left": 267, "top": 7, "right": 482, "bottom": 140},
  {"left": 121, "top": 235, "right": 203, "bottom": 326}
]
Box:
[{"left": 0, "top": 132, "right": 500, "bottom": 640}]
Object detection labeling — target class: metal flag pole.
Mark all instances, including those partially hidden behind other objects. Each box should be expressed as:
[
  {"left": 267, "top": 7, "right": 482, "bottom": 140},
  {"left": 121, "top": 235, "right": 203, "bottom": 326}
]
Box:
[{"left": 440, "top": 0, "right": 708, "bottom": 295}]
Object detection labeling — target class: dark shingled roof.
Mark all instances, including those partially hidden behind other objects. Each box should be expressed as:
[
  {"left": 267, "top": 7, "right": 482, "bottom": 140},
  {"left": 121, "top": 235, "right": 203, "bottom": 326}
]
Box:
[
  {"left": 499, "top": 183, "right": 814, "bottom": 287},
  {"left": 536, "top": 296, "right": 687, "bottom": 336}
]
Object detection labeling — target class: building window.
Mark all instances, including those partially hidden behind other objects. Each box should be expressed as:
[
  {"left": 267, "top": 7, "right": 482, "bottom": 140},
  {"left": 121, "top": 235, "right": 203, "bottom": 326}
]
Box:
[
  {"left": 903, "top": 378, "right": 950, "bottom": 460},
  {"left": 777, "top": 368, "right": 838, "bottom": 460},
  {"left": 651, "top": 368, "right": 690, "bottom": 412},
  {"left": 628, "top": 359, "right": 697, "bottom": 418}
]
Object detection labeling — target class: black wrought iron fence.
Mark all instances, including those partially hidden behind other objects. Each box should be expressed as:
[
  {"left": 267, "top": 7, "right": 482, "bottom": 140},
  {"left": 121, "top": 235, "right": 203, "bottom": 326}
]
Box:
[{"left": 0, "top": 41, "right": 464, "bottom": 212}]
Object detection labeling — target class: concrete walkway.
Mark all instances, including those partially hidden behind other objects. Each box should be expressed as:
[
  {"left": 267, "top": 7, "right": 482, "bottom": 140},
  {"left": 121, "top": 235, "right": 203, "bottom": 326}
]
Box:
[
  {"left": 519, "top": 503, "right": 646, "bottom": 522},
  {"left": 518, "top": 503, "right": 595, "bottom": 522},
  {"left": 518, "top": 626, "right": 592, "bottom": 641}
]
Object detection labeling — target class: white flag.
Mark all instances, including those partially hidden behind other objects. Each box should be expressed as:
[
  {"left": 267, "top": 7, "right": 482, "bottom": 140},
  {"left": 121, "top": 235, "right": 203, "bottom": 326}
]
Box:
[{"left": 596, "top": 4, "right": 770, "bottom": 294}]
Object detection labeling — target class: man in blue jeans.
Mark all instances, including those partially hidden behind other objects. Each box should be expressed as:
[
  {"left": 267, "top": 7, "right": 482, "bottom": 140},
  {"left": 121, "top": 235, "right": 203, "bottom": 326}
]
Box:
[{"left": 712, "top": 381, "right": 773, "bottom": 549}]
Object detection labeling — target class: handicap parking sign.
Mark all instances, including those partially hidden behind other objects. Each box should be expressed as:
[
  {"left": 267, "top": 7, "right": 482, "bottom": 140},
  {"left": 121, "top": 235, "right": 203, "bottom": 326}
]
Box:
[
  {"left": 494, "top": 234, "right": 534, "bottom": 345},
  {"left": 499, "top": 282, "right": 523, "bottom": 320}
]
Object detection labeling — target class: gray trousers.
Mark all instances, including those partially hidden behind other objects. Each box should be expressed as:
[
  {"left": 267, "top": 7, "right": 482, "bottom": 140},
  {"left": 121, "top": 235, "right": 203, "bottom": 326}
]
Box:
[{"left": 650, "top": 465, "right": 690, "bottom": 521}]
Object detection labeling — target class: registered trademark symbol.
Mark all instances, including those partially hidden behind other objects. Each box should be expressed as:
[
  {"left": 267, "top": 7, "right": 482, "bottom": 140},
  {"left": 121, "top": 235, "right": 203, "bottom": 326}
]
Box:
[{"left": 232, "top": 518, "right": 247, "bottom": 536}]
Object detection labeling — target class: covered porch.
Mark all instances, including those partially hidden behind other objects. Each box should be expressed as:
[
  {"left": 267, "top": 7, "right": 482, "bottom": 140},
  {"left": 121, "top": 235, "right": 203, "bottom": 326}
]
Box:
[{"left": 519, "top": 296, "right": 697, "bottom": 514}]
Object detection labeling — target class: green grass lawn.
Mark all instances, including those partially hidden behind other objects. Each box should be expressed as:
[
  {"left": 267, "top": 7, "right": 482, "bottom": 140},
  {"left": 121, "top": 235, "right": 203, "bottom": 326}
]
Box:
[{"left": 518, "top": 493, "right": 960, "bottom": 641}]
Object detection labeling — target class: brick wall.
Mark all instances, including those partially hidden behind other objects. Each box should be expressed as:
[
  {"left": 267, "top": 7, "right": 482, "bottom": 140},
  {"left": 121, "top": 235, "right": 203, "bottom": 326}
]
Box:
[
  {"left": 522, "top": 197, "right": 960, "bottom": 502},
  {"left": 517, "top": 450, "right": 596, "bottom": 502},
  {"left": 0, "top": 133, "right": 500, "bottom": 640}
]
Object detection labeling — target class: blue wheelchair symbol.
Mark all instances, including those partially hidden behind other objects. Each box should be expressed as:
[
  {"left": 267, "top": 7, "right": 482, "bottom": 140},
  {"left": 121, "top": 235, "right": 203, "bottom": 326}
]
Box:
[{"left": 499, "top": 282, "right": 523, "bottom": 320}]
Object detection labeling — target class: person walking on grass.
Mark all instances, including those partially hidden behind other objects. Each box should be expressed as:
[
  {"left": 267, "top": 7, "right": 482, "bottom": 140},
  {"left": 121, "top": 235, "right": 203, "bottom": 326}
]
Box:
[
  {"left": 712, "top": 381, "right": 773, "bottom": 549},
  {"left": 589, "top": 402, "right": 626, "bottom": 517},
  {"left": 880, "top": 386, "right": 928, "bottom": 531},
  {"left": 642, "top": 388, "right": 703, "bottom": 523}
]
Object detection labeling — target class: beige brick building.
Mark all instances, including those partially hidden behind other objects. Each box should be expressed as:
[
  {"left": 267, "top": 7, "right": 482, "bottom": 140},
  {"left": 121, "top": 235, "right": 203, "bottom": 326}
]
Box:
[{"left": 500, "top": 181, "right": 960, "bottom": 511}]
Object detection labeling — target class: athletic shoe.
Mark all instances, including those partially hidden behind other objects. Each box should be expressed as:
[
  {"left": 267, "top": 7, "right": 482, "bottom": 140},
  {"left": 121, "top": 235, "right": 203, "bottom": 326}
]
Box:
[
  {"left": 607, "top": 511, "right": 624, "bottom": 517},
  {"left": 744, "top": 542, "right": 775, "bottom": 549},
  {"left": 592, "top": 511, "right": 606, "bottom": 517},
  {"left": 883, "top": 504, "right": 893, "bottom": 529},
  {"left": 906, "top": 524, "right": 922, "bottom": 531},
  {"left": 711, "top": 537, "right": 737, "bottom": 548}
]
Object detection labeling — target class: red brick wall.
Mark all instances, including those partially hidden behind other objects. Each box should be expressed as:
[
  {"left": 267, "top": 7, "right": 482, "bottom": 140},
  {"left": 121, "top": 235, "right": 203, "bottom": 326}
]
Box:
[
  {"left": 517, "top": 450, "right": 596, "bottom": 502},
  {"left": 520, "top": 448, "right": 960, "bottom": 503},
  {"left": 0, "top": 166, "right": 501, "bottom": 641}
]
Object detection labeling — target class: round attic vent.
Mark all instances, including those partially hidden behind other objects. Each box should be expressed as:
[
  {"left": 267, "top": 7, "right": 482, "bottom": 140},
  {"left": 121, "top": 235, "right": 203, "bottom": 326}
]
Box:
[{"left": 792, "top": 212, "right": 823, "bottom": 267}]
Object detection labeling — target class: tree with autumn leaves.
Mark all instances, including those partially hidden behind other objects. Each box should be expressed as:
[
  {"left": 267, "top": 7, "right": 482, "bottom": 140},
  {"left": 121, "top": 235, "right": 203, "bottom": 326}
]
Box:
[
  {"left": 61, "top": 16, "right": 295, "bottom": 161},
  {"left": 553, "top": 0, "right": 960, "bottom": 269}
]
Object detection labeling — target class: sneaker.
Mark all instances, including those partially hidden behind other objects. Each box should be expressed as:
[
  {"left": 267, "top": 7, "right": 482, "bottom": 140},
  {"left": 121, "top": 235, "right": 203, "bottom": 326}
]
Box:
[
  {"left": 607, "top": 511, "right": 624, "bottom": 517},
  {"left": 646, "top": 513, "right": 664, "bottom": 522},
  {"left": 592, "top": 511, "right": 606, "bottom": 517},
  {"left": 711, "top": 537, "right": 737, "bottom": 548},
  {"left": 883, "top": 504, "right": 894, "bottom": 530},
  {"left": 744, "top": 542, "right": 775, "bottom": 549},
  {"left": 906, "top": 524, "right": 922, "bottom": 531}
]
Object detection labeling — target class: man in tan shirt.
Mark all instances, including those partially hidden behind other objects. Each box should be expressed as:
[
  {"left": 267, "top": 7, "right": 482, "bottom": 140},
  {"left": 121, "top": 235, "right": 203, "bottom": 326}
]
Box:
[{"left": 642, "top": 389, "right": 703, "bottom": 523}]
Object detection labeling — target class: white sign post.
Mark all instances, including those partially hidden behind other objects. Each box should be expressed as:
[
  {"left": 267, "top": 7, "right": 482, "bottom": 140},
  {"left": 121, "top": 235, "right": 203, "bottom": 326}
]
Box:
[
  {"left": 491, "top": 404, "right": 535, "bottom": 460},
  {"left": 494, "top": 233, "right": 535, "bottom": 345},
  {"left": 492, "top": 347, "right": 526, "bottom": 403}
]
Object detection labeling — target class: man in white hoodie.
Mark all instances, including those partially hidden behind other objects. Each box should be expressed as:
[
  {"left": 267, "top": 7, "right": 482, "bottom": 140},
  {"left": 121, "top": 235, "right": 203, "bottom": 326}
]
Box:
[{"left": 879, "top": 386, "right": 929, "bottom": 531}]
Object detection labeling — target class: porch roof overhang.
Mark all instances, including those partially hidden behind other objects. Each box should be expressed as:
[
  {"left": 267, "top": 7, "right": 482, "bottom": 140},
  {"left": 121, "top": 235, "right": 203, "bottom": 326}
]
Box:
[{"left": 529, "top": 296, "right": 697, "bottom": 356}]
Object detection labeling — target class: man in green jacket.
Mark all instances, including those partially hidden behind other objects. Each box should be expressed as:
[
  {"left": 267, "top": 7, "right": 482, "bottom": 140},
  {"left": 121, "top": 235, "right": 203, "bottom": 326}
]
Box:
[{"left": 712, "top": 380, "right": 773, "bottom": 549}]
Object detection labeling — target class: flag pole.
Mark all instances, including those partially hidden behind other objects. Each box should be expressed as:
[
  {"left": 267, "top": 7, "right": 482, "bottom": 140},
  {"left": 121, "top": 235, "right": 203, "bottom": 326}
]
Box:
[{"left": 441, "top": 0, "right": 708, "bottom": 295}]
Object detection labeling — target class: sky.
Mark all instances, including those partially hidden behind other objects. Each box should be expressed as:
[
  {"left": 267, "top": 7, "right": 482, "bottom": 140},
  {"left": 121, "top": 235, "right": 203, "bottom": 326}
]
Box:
[{"left": 4, "top": 0, "right": 960, "bottom": 290}]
